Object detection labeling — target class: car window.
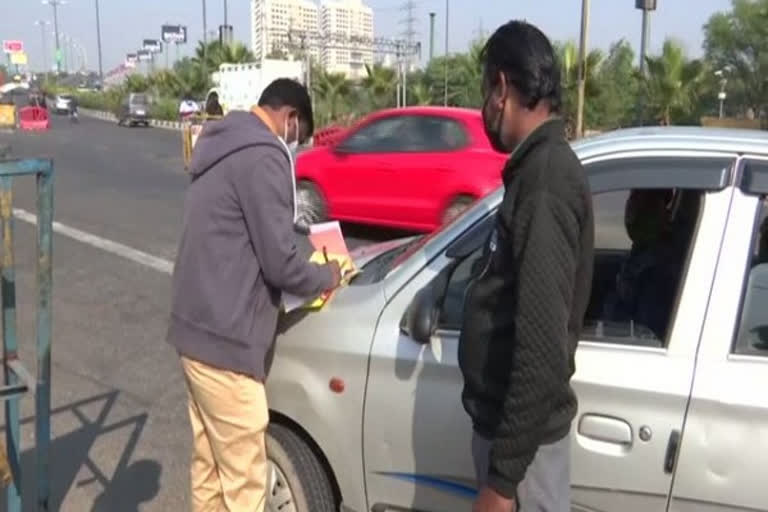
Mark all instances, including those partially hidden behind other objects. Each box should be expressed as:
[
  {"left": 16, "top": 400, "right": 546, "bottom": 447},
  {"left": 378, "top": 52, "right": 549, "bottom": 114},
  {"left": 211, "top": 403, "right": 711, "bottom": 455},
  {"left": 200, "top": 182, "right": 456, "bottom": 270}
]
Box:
[
  {"left": 436, "top": 187, "right": 703, "bottom": 348},
  {"left": 402, "top": 116, "right": 468, "bottom": 152},
  {"left": 131, "top": 94, "right": 148, "bottom": 104},
  {"left": 338, "top": 115, "right": 468, "bottom": 154},
  {"left": 732, "top": 199, "right": 768, "bottom": 356},
  {"left": 338, "top": 116, "right": 410, "bottom": 153}
]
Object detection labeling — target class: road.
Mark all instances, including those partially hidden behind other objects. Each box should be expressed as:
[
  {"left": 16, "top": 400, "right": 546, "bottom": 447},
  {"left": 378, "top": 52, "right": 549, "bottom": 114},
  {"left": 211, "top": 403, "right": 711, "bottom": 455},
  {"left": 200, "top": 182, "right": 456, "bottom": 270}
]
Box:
[{"left": 0, "top": 114, "right": 402, "bottom": 511}]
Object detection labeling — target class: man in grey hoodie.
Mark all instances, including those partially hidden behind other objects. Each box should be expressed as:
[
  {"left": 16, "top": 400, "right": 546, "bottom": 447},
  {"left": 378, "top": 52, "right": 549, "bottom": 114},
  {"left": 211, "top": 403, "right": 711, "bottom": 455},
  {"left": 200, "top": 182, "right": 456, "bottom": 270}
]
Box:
[{"left": 167, "top": 79, "right": 341, "bottom": 512}]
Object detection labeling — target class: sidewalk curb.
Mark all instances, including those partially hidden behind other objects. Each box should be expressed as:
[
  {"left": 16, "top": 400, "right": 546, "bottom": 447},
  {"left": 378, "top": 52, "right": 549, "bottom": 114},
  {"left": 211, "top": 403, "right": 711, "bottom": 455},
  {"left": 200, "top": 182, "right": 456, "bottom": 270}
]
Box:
[{"left": 79, "top": 108, "right": 183, "bottom": 131}]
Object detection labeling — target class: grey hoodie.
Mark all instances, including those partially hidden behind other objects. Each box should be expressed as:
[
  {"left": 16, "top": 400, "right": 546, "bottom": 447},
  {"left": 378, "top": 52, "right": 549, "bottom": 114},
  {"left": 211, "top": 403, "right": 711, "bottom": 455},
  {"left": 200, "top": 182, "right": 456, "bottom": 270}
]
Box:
[{"left": 167, "top": 110, "right": 333, "bottom": 379}]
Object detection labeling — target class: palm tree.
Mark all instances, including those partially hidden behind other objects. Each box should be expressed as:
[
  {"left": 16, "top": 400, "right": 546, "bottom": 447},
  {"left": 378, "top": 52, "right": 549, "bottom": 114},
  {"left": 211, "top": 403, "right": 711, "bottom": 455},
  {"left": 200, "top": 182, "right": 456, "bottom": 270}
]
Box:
[
  {"left": 362, "top": 64, "right": 396, "bottom": 111},
  {"left": 642, "top": 39, "right": 705, "bottom": 126},
  {"left": 557, "top": 41, "right": 604, "bottom": 135},
  {"left": 409, "top": 80, "right": 433, "bottom": 106},
  {"left": 194, "top": 41, "right": 255, "bottom": 71},
  {"left": 313, "top": 69, "right": 352, "bottom": 125}
]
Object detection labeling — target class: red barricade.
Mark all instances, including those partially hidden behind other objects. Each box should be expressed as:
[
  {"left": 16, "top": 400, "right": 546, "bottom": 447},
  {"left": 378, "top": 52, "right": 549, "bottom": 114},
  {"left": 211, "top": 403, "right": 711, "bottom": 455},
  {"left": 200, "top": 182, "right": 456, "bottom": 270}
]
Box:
[{"left": 18, "top": 106, "right": 50, "bottom": 131}]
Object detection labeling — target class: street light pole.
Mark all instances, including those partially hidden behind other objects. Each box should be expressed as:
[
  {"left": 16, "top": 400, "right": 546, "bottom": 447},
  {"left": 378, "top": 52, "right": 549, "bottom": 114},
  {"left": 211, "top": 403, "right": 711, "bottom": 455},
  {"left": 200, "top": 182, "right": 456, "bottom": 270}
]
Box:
[
  {"left": 34, "top": 20, "right": 51, "bottom": 73},
  {"left": 43, "top": 0, "right": 65, "bottom": 73},
  {"left": 95, "top": 0, "right": 104, "bottom": 82},
  {"left": 575, "top": 0, "right": 590, "bottom": 139},
  {"left": 202, "top": 0, "right": 208, "bottom": 46},
  {"left": 444, "top": 0, "right": 449, "bottom": 106},
  {"left": 224, "top": 0, "right": 228, "bottom": 28}
]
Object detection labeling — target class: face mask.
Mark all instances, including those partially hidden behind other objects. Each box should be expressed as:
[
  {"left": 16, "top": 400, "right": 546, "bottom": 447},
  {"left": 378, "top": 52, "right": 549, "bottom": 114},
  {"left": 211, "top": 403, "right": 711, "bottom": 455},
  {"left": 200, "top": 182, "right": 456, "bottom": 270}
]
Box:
[
  {"left": 482, "top": 92, "right": 508, "bottom": 153},
  {"left": 283, "top": 116, "right": 300, "bottom": 154}
]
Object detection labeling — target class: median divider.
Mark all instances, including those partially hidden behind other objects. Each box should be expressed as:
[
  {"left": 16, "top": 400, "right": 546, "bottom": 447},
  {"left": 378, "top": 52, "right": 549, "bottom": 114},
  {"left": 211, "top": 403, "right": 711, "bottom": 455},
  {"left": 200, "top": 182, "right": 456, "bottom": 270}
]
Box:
[{"left": 79, "top": 108, "right": 184, "bottom": 131}]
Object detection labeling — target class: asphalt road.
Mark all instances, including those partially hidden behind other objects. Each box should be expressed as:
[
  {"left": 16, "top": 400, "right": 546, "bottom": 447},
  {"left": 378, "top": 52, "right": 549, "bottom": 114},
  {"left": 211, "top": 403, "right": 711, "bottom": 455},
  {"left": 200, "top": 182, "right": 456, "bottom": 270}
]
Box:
[{"left": 0, "top": 114, "right": 401, "bottom": 511}]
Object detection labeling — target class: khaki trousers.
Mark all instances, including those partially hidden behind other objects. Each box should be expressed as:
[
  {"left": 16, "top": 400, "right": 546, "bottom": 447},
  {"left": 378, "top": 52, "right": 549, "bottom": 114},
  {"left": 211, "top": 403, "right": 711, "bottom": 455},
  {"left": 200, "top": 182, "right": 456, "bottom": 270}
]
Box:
[{"left": 181, "top": 356, "right": 269, "bottom": 512}]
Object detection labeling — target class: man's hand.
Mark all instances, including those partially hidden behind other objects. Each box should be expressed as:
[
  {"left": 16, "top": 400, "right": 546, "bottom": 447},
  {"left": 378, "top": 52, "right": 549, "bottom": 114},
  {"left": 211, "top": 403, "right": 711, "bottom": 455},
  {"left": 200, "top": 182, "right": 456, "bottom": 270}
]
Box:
[
  {"left": 473, "top": 486, "right": 516, "bottom": 512},
  {"left": 326, "top": 260, "right": 342, "bottom": 289}
]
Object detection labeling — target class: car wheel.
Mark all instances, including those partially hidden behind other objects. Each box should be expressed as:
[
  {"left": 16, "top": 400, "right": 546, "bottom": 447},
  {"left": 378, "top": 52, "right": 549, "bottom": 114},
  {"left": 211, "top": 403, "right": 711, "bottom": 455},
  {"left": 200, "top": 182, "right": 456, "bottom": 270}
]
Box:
[
  {"left": 442, "top": 195, "right": 475, "bottom": 225},
  {"left": 266, "top": 424, "right": 336, "bottom": 512},
  {"left": 296, "top": 181, "right": 327, "bottom": 228}
]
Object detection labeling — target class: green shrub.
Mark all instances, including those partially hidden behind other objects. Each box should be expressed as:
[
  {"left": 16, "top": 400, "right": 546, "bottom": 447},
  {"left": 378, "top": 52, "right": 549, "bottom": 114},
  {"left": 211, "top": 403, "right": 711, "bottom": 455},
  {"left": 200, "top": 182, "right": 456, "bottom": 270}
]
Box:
[{"left": 150, "top": 97, "right": 179, "bottom": 121}]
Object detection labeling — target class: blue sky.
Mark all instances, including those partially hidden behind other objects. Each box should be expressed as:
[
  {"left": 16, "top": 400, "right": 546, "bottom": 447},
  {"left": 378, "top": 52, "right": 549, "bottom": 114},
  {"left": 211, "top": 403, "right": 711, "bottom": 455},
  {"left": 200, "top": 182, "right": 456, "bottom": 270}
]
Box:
[{"left": 1, "top": 0, "right": 733, "bottom": 72}]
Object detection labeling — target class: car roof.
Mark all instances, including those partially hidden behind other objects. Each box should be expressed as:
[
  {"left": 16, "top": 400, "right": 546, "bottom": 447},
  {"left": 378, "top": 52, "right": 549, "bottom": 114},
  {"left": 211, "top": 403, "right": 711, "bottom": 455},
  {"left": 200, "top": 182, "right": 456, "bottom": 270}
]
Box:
[
  {"left": 367, "top": 106, "right": 481, "bottom": 121},
  {"left": 574, "top": 125, "right": 768, "bottom": 159}
]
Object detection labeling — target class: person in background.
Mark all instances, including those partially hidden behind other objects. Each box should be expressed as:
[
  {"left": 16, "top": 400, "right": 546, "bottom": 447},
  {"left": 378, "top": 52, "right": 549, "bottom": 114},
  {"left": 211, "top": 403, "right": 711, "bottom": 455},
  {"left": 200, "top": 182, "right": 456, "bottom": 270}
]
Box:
[
  {"left": 459, "top": 20, "right": 595, "bottom": 512},
  {"left": 205, "top": 91, "right": 224, "bottom": 117},
  {"left": 167, "top": 78, "right": 342, "bottom": 512},
  {"left": 179, "top": 94, "right": 200, "bottom": 121}
]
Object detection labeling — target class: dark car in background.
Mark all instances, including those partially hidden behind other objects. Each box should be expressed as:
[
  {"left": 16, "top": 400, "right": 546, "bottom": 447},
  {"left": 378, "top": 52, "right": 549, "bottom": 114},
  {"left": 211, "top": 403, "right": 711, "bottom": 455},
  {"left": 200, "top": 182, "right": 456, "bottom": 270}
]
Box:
[{"left": 117, "top": 93, "right": 150, "bottom": 127}]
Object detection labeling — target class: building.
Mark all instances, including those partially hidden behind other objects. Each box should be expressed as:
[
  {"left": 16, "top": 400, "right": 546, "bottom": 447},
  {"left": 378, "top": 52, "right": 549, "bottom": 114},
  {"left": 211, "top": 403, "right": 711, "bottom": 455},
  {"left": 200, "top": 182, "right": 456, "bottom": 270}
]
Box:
[
  {"left": 251, "top": 0, "right": 320, "bottom": 61},
  {"left": 319, "top": 0, "right": 374, "bottom": 79},
  {"left": 250, "top": 0, "right": 375, "bottom": 79}
]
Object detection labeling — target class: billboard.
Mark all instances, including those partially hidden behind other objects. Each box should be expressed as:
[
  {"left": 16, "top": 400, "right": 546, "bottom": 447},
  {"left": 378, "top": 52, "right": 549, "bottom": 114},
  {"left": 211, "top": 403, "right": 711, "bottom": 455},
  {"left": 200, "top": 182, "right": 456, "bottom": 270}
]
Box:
[
  {"left": 142, "top": 39, "right": 163, "bottom": 54},
  {"left": 10, "top": 52, "right": 27, "bottom": 65},
  {"left": 2, "top": 40, "right": 23, "bottom": 54},
  {"left": 161, "top": 25, "right": 187, "bottom": 44},
  {"left": 137, "top": 49, "right": 152, "bottom": 62},
  {"left": 125, "top": 53, "right": 138, "bottom": 68}
]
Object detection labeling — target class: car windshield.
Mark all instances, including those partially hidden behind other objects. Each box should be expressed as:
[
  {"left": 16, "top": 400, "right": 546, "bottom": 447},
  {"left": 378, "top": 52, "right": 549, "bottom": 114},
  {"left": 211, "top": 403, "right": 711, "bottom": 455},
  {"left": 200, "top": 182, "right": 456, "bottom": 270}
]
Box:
[
  {"left": 131, "top": 94, "right": 148, "bottom": 105},
  {"left": 59, "top": 95, "right": 72, "bottom": 100}
]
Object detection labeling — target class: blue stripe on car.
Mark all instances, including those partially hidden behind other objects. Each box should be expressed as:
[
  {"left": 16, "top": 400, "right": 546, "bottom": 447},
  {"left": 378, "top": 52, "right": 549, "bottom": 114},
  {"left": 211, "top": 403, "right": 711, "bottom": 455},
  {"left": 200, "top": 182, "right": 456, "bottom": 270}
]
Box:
[{"left": 376, "top": 472, "right": 478, "bottom": 499}]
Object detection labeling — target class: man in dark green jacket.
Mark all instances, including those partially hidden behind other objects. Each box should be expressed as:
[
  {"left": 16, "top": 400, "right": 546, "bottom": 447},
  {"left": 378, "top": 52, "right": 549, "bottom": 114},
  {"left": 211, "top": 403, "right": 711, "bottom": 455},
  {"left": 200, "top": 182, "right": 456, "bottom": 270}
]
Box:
[{"left": 460, "top": 20, "right": 595, "bottom": 512}]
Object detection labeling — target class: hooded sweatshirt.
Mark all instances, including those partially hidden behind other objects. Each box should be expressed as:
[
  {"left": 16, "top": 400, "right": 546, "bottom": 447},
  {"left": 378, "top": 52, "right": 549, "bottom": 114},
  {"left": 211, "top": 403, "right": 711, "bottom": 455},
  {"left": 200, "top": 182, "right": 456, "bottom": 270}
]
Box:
[{"left": 167, "top": 110, "right": 334, "bottom": 379}]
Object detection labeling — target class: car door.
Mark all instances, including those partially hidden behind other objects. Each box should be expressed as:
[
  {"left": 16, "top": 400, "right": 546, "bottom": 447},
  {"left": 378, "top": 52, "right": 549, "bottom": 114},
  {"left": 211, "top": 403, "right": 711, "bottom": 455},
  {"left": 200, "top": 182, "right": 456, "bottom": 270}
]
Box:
[
  {"left": 361, "top": 153, "right": 737, "bottom": 512},
  {"left": 381, "top": 115, "right": 473, "bottom": 229},
  {"left": 669, "top": 158, "right": 768, "bottom": 512},
  {"left": 324, "top": 115, "right": 413, "bottom": 221}
]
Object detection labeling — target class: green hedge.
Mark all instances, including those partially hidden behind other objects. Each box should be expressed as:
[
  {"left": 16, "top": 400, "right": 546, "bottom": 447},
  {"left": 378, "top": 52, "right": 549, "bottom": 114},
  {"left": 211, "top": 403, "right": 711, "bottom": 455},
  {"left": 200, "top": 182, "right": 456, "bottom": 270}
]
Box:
[{"left": 73, "top": 90, "right": 180, "bottom": 121}]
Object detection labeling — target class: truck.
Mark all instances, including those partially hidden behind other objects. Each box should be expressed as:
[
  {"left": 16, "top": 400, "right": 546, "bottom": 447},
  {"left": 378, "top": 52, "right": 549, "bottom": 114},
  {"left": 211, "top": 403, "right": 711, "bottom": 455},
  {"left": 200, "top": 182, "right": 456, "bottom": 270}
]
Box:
[{"left": 209, "top": 59, "right": 305, "bottom": 114}]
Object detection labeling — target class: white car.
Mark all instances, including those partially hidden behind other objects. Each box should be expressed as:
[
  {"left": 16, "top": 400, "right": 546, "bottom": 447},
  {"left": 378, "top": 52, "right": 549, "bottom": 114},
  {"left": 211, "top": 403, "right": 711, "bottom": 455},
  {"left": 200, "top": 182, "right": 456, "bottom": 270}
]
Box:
[
  {"left": 54, "top": 94, "right": 73, "bottom": 115},
  {"left": 266, "top": 126, "right": 768, "bottom": 512}
]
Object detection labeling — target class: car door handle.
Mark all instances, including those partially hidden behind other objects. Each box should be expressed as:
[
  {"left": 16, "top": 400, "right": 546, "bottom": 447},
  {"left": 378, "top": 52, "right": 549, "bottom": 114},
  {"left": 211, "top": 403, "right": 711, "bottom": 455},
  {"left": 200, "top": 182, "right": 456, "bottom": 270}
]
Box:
[
  {"left": 664, "top": 429, "right": 680, "bottom": 474},
  {"left": 578, "top": 414, "right": 633, "bottom": 445}
]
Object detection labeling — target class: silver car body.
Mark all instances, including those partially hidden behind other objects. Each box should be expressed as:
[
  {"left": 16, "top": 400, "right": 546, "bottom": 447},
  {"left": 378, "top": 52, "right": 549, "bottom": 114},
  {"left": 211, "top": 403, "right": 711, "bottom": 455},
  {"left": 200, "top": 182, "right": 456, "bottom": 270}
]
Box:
[{"left": 267, "top": 126, "right": 768, "bottom": 512}]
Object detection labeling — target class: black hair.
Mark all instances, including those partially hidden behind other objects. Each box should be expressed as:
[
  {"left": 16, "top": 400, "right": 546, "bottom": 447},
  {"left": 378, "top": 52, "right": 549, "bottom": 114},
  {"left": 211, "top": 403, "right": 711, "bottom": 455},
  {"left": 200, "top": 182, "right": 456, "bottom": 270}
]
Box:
[
  {"left": 481, "top": 20, "right": 561, "bottom": 113},
  {"left": 258, "top": 78, "right": 314, "bottom": 137}
]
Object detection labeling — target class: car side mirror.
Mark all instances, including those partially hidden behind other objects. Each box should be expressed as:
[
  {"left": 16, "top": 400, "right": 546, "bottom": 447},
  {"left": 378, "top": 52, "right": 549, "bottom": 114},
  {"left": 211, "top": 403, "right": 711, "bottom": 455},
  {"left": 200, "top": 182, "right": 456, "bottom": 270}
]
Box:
[{"left": 400, "top": 286, "right": 440, "bottom": 344}]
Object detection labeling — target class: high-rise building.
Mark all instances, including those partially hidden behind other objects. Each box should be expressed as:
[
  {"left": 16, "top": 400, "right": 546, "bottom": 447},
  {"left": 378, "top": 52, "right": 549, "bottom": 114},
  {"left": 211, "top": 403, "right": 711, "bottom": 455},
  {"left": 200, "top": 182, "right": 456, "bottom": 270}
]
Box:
[
  {"left": 319, "top": 0, "right": 374, "bottom": 79},
  {"left": 251, "top": 0, "right": 320, "bottom": 61}
]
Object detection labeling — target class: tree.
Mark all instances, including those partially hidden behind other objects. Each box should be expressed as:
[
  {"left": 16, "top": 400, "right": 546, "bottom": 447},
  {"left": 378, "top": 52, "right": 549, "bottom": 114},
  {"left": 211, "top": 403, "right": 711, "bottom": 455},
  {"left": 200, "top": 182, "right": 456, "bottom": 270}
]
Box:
[
  {"left": 556, "top": 41, "right": 604, "bottom": 134},
  {"left": 123, "top": 74, "right": 152, "bottom": 93},
  {"left": 194, "top": 40, "right": 255, "bottom": 71},
  {"left": 313, "top": 69, "right": 353, "bottom": 125},
  {"left": 703, "top": 0, "right": 768, "bottom": 118},
  {"left": 594, "top": 39, "right": 640, "bottom": 129},
  {"left": 642, "top": 39, "right": 705, "bottom": 125},
  {"left": 362, "top": 64, "right": 396, "bottom": 110}
]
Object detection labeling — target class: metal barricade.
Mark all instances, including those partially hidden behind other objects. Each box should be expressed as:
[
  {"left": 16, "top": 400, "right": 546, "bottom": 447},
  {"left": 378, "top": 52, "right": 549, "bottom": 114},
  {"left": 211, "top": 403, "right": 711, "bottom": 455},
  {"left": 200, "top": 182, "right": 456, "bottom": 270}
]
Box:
[
  {"left": 0, "top": 105, "right": 16, "bottom": 131},
  {"left": 182, "top": 115, "right": 222, "bottom": 171},
  {"left": 0, "top": 156, "right": 54, "bottom": 512}
]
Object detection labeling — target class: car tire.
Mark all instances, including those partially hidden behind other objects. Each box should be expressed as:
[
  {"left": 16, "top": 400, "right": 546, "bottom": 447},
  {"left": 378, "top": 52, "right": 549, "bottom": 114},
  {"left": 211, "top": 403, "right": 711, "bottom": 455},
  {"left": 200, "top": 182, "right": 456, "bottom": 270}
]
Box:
[
  {"left": 442, "top": 195, "right": 475, "bottom": 225},
  {"left": 266, "top": 423, "right": 336, "bottom": 512},
  {"left": 296, "top": 181, "right": 327, "bottom": 228}
]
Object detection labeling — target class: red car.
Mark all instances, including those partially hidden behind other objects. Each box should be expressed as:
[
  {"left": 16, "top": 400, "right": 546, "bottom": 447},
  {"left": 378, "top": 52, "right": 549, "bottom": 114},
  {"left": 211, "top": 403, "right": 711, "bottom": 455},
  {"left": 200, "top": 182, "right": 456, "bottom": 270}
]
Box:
[{"left": 296, "top": 107, "right": 507, "bottom": 232}]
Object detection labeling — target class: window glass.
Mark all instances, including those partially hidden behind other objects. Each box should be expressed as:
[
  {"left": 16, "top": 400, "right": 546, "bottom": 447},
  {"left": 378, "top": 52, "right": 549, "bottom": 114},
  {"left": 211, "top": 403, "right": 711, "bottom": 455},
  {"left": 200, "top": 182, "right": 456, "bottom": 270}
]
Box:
[
  {"left": 435, "top": 188, "right": 703, "bottom": 349},
  {"left": 732, "top": 198, "right": 768, "bottom": 356},
  {"left": 339, "top": 115, "right": 468, "bottom": 153},
  {"left": 338, "top": 116, "right": 409, "bottom": 153}
]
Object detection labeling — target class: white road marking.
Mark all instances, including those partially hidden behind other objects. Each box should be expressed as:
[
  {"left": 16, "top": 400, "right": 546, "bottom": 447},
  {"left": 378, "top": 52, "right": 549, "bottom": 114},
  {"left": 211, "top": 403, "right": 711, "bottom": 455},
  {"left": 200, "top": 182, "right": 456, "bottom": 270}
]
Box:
[{"left": 12, "top": 208, "right": 174, "bottom": 275}]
